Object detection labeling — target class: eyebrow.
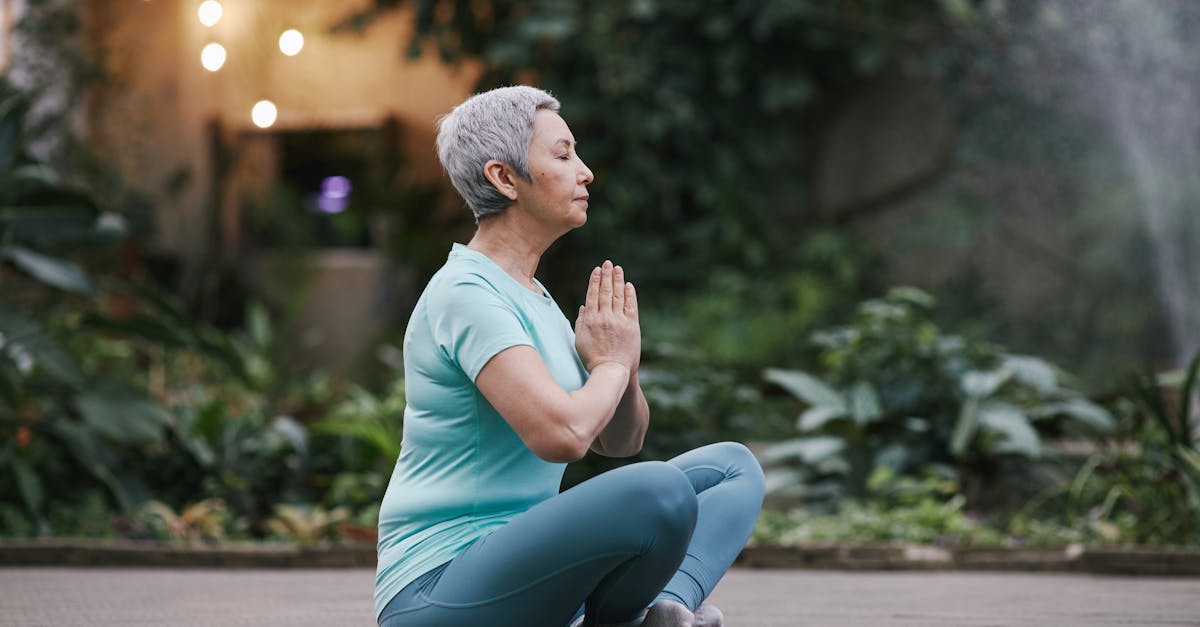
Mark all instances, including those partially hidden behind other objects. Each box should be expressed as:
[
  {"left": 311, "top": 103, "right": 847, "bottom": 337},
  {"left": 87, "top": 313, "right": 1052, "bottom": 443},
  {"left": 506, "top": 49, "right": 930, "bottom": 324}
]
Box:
[{"left": 553, "top": 138, "right": 575, "bottom": 149}]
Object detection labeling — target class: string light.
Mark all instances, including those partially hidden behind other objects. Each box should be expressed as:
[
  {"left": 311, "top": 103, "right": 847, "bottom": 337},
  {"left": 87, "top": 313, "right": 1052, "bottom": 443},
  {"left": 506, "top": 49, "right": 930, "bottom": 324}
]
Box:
[
  {"left": 200, "top": 43, "right": 226, "bottom": 71},
  {"left": 198, "top": 1, "right": 222, "bottom": 27},
  {"left": 251, "top": 100, "right": 278, "bottom": 128},
  {"left": 279, "top": 29, "right": 304, "bottom": 56}
]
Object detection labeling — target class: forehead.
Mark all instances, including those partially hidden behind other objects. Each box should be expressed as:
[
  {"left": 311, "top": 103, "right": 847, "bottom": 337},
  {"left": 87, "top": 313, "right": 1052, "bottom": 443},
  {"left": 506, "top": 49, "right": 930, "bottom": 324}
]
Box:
[{"left": 531, "top": 109, "right": 574, "bottom": 145}]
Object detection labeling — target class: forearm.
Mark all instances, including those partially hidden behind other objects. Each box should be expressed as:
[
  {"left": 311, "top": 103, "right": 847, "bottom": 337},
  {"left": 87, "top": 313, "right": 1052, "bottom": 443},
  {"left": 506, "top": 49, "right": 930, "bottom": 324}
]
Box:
[
  {"left": 592, "top": 370, "right": 649, "bottom": 457},
  {"left": 558, "top": 362, "right": 632, "bottom": 456}
]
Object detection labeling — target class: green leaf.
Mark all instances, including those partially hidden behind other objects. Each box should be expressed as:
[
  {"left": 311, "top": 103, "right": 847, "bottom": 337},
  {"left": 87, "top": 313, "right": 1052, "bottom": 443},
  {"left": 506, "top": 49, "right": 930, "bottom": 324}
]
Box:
[
  {"left": 0, "top": 93, "right": 24, "bottom": 171},
  {"left": 1, "top": 244, "right": 94, "bottom": 294},
  {"left": 1032, "top": 398, "right": 1115, "bottom": 431},
  {"left": 849, "top": 381, "right": 882, "bottom": 425},
  {"left": 1005, "top": 355, "right": 1058, "bottom": 394},
  {"left": 81, "top": 313, "right": 191, "bottom": 348},
  {"left": 247, "top": 303, "right": 273, "bottom": 348},
  {"left": 763, "top": 468, "right": 808, "bottom": 495},
  {"left": 764, "top": 368, "right": 845, "bottom": 408},
  {"left": 939, "top": 0, "right": 977, "bottom": 23},
  {"left": 76, "top": 386, "right": 171, "bottom": 445},
  {"left": 11, "top": 456, "right": 42, "bottom": 514},
  {"left": 950, "top": 396, "right": 981, "bottom": 457},
  {"left": 49, "top": 419, "right": 136, "bottom": 511},
  {"left": 1181, "top": 350, "right": 1200, "bottom": 437},
  {"left": 760, "top": 436, "right": 845, "bottom": 465},
  {"left": 886, "top": 286, "right": 935, "bottom": 309},
  {"left": 0, "top": 306, "right": 85, "bottom": 388},
  {"left": 797, "top": 405, "right": 848, "bottom": 431},
  {"left": 961, "top": 368, "right": 1011, "bottom": 398},
  {"left": 0, "top": 206, "right": 120, "bottom": 247},
  {"left": 979, "top": 403, "right": 1041, "bottom": 457}
]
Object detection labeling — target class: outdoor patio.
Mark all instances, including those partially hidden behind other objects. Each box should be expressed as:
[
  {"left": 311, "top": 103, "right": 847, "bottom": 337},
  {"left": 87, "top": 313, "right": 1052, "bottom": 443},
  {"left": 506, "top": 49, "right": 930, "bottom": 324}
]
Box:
[{"left": 2, "top": 566, "right": 1198, "bottom": 626}]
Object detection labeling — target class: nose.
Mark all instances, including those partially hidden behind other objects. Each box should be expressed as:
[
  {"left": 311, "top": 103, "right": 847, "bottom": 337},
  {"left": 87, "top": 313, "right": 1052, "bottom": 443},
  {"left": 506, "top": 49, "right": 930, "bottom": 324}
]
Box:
[{"left": 579, "top": 158, "right": 594, "bottom": 185}]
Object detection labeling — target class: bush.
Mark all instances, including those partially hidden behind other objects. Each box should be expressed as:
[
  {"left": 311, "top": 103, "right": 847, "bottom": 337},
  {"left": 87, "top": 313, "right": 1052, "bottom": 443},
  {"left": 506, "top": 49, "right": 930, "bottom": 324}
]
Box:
[
  {"left": 1061, "top": 352, "right": 1200, "bottom": 546},
  {"left": 761, "top": 287, "right": 1114, "bottom": 505}
]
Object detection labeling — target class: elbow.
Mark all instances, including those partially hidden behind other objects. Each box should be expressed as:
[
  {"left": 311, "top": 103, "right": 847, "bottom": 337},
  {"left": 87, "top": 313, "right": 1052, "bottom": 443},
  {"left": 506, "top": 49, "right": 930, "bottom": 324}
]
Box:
[
  {"left": 528, "top": 420, "right": 591, "bottom": 463},
  {"left": 531, "top": 437, "right": 589, "bottom": 463}
]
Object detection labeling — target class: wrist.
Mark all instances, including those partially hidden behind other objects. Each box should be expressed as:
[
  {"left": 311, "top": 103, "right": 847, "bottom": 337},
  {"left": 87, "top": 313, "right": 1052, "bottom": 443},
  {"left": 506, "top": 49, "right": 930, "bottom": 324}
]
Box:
[{"left": 591, "top": 361, "right": 632, "bottom": 377}]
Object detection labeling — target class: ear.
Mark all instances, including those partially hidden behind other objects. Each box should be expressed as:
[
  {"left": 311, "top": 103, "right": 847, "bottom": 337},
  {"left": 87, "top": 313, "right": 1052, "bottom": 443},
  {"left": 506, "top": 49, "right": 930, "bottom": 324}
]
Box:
[{"left": 483, "top": 160, "right": 520, "bottom": 201}]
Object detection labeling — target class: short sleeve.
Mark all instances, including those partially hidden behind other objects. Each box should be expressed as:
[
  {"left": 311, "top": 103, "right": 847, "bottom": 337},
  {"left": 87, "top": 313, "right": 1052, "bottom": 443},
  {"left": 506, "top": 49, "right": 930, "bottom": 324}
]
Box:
[{"left": 428, "top": 277, "right": 533, "bottom": 381}]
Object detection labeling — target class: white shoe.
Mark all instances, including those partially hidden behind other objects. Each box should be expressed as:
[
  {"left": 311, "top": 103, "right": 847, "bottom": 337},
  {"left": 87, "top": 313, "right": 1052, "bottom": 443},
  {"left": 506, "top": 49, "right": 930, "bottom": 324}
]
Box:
[
  {"left": 570, "top": 609, "right": 649, "bottom": 627},
  {"left": 641, "top": 600, "right": 694, "bottom": 627},
  {"left": 694, "top": 602, "right": 723, "bottom": 627}
]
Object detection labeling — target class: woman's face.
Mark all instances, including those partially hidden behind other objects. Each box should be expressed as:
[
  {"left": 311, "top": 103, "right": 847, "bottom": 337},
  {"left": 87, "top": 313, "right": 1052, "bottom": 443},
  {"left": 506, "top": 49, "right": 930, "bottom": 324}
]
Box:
[{"left": 515, "top": 109, "right": 594, "bottom": 230}]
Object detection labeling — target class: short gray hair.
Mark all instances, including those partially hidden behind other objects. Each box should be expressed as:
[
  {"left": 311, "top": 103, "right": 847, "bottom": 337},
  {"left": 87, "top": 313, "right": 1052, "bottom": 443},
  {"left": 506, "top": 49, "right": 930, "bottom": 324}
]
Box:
[{"left": 436, "top": 86, "right": 561, "bottom": 221}]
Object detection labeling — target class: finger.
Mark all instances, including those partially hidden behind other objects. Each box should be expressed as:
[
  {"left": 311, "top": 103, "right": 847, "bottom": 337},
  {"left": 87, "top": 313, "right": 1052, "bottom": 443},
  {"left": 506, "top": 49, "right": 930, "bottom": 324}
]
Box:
[
  {"left": 599, "top": 260, "right": 614, "bottom": 312},
  {"left": 612, "top": 265, "right": 625, "bottom": 312},
  {"left": 585, "top": 266, "right": 600, "bottom": 312},
  {"left": 624, "top": 282, "right": 638, "bottom": 317}
]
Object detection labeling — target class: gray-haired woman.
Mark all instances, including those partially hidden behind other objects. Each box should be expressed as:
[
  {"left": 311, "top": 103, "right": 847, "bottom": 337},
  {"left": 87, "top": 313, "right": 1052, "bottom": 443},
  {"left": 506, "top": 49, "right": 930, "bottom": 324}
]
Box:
[{"left": 374, "top": 86, "right": 765, "bottom": 627}]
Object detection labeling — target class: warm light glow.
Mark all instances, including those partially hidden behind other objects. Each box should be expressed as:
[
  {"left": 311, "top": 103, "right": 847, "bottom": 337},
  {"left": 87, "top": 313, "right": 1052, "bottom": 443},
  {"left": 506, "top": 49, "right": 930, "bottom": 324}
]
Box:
[
  {"left": 200, "top": 43, "right": 226, "bottom": 72},
  {"left": 198, "top": 1, "right": 222, "bottom": 27},
  {"left": 278, "top": 29, "right": 304, "bottom": 56},
  {"left": 251, "top": 100, "right": 278, "bottom": 128}
]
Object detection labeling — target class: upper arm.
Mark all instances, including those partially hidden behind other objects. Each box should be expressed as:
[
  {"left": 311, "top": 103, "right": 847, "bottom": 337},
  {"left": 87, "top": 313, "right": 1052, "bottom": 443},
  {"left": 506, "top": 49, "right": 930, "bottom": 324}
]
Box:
[
  {"left": 475, "top": 345, "right": 584, "bottom": 462},
  {"left": 429, "top": 276, "right": 593, "bottom": 462}
]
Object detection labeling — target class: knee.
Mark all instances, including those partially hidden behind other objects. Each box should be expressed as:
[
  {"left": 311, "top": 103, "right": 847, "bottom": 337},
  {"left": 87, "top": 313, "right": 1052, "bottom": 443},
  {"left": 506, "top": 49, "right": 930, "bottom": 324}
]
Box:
[
  {"left": 625, "top": 462, "right": 698, "bottom": 533},
  {"left": 711, "top": 441, "right": 766, "bottom": 497}
]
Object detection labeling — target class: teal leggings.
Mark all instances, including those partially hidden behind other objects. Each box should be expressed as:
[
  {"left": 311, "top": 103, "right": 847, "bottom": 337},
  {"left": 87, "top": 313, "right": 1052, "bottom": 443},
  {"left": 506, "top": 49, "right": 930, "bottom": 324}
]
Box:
[{"left": 376, "top": 441, "right": 765, "bottom": 627}]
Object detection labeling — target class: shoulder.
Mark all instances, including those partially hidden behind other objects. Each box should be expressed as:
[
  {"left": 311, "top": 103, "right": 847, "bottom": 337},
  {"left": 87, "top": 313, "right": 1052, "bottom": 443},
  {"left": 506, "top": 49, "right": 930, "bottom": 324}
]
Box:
[{"left": 426, "top": 260, "right": 508, "bottom": 311}]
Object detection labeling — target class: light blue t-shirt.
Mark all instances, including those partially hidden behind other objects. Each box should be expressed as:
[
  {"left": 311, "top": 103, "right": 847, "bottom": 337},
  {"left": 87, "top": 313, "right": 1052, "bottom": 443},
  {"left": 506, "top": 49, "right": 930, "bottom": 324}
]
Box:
[{"left": 374, "top": 243, "right": 588, "bottom": 617}]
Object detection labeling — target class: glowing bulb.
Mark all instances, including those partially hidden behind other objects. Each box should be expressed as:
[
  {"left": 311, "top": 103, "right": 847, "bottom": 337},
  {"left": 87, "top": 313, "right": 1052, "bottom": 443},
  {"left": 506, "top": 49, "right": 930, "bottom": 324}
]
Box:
[
  {"left": 200, "top": 43, "right": 226, "bottom": 71},
  {"left": 251, "top": 100, "right": 277, "bottom": 128},
  {"left": 278, "top": 29, "right": 304, "bottom": 56},
  {"left": 198, "top": 1, "right": 222, "bottom": 27}
]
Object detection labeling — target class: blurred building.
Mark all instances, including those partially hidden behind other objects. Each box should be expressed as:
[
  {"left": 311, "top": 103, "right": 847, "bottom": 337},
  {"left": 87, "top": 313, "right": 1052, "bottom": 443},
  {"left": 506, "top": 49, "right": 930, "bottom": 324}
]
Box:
[{"left": 4, "top": 0, "right": 480, "bottom": 374}]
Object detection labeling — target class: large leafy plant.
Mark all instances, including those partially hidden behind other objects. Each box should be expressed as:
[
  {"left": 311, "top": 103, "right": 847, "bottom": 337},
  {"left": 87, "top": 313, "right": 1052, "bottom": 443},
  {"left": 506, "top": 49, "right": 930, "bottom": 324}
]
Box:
[
  {"left": 761, "top": 288, "right": 1113, "bottom": 504},
  {"left": 0, "top": 80, "right": 166, "bottom": 533},
  {"left": 0, "top": 78, "right": 247, "bottom": 535}
]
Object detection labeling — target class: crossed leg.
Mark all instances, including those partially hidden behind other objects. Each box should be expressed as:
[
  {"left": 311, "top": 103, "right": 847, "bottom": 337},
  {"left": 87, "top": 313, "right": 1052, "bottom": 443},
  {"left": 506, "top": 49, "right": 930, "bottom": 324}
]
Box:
[{"left": 376, "top": 442, "right": 765, "bottom": 627}]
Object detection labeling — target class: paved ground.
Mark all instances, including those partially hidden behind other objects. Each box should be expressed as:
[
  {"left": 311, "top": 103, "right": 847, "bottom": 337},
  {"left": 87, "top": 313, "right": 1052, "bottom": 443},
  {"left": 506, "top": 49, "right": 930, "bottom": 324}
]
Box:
[{"left": 2, "top": 566, "right": 1198, "bottom": 626}]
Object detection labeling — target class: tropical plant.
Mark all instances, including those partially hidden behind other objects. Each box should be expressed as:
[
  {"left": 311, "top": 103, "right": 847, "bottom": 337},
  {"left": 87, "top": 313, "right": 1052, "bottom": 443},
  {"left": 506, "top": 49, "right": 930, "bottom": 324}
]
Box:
[
  {"left": 760, "top": 287, "right": 1114, "bottom": 504},
  {"left": 753, "top": 468, "right": 1006, "bottom": 547},
  {"left": 1064, "top": 352, "right": 1200, "bottom": 545},
  {"left": 312, "top": 376, "right": 404, "bottom": 465},
  {"left": 0, "top": 78, "right": 179, "bottom": 534},
  {"left": 136, "top": 498, "right": 230, "bottom": 545},
  {"left": 266, "top": 503, "right": 352, "bottom": 547},
  {"left": 310, "top": 372, "right": 404, "bottom": 513}
]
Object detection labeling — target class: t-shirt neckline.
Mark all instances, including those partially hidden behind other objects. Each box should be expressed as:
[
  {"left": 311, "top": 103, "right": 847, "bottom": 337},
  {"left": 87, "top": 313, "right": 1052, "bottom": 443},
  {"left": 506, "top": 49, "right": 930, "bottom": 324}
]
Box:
[{"left": 450, "top": 243, "right": 554, "bottom": 302}]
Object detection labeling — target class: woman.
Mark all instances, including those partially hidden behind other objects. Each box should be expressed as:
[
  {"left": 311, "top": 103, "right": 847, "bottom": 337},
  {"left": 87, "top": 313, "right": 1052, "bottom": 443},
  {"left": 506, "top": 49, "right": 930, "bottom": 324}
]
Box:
[{"left": 375, "top": 86, "right": 765, "bottom": 627}]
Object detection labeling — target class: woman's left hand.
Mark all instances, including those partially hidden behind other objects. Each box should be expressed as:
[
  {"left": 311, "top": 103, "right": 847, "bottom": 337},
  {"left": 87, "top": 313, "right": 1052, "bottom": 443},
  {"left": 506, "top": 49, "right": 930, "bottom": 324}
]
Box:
[{"left": 574, "top": 260, "right": 641, "bottom": 373}]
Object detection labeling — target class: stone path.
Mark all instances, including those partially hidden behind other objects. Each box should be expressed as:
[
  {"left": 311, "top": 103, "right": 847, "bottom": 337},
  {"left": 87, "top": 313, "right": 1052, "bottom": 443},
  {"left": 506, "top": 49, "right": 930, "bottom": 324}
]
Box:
[{"left": 1, "top": 566, "right": 1198, "bottom": 626}]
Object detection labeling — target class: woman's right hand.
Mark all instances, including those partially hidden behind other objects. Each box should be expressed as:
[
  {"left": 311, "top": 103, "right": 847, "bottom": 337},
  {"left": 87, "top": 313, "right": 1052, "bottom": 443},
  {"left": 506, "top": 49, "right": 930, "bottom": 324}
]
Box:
[{"left": 574, "top": 260, "right": 641, "bottom": 373}]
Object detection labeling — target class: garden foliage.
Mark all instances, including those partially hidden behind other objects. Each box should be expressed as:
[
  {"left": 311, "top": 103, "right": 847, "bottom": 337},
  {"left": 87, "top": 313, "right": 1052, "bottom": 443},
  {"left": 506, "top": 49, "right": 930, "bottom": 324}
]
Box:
[{"left": 760, "top": 288, "right": 1114, "bottom": 504}]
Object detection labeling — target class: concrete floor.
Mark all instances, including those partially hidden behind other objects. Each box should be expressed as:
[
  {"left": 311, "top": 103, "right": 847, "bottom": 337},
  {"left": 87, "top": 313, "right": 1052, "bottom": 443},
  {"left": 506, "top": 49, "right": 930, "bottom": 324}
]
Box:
[{"left": 1, "top": 567, "right": 1198, "bottom": 626}]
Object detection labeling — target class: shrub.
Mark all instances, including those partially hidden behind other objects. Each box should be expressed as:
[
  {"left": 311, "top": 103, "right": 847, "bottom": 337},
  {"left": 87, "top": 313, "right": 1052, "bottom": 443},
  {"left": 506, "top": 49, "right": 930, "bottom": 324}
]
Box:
[{"left": 761, "top": 287, "right": 1114, "bottom": 505}]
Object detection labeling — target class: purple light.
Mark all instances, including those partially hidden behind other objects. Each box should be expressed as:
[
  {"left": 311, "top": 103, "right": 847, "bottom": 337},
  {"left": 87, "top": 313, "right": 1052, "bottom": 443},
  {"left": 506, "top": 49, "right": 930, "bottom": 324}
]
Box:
[
  {"left": 321, "top": 175, "right": 352, "bottom": 199},
  {"left": 316, "top": 194, "right": 348, "bottom": 214}
]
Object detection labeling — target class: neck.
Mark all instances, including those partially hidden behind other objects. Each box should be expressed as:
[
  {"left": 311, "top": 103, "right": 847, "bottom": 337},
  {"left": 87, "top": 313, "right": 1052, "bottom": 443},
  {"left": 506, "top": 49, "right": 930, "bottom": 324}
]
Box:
[{"left": 467, "top": 208, "right": 560, "bottom": 291}]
